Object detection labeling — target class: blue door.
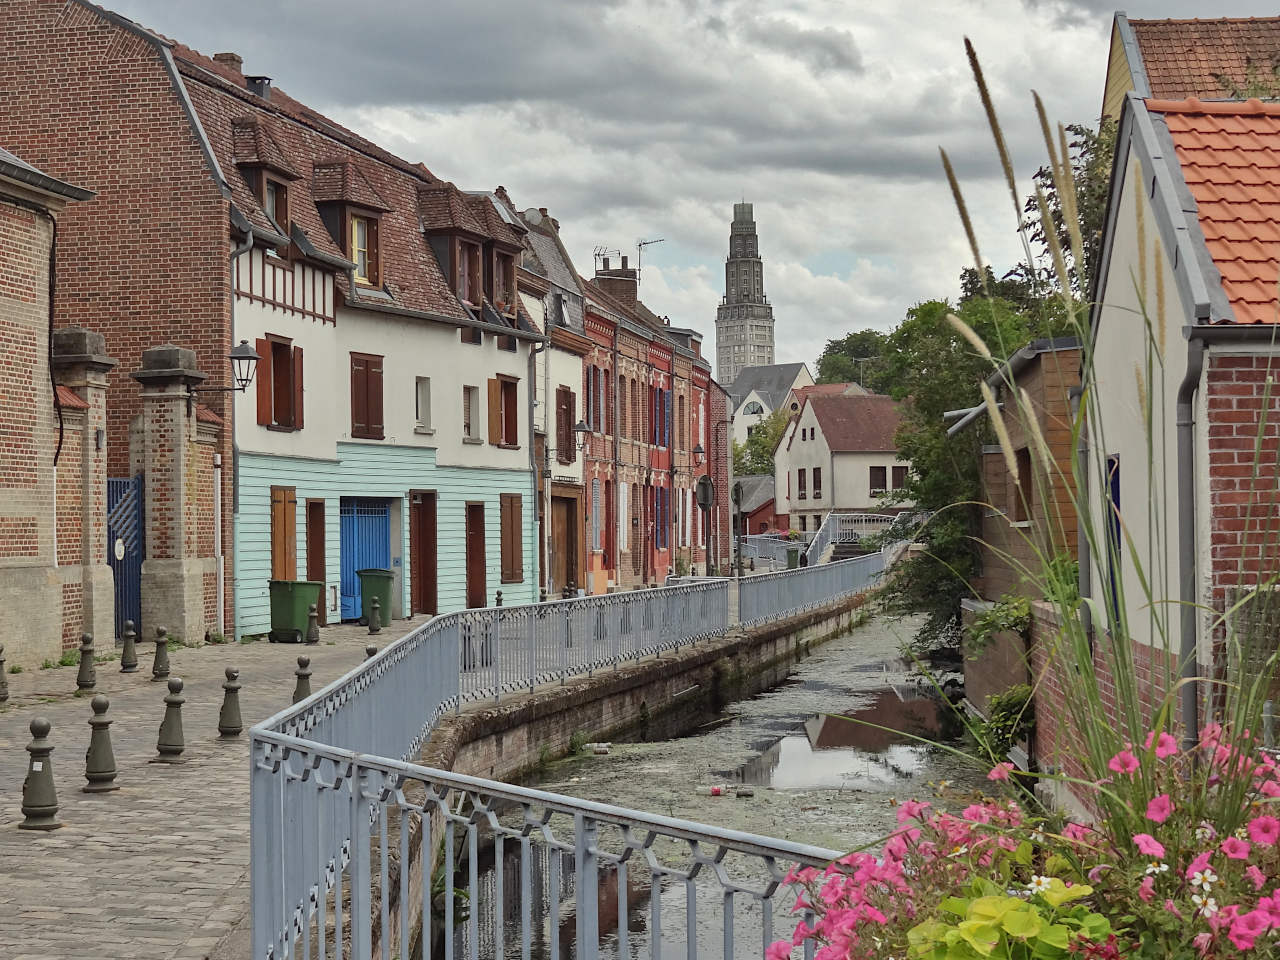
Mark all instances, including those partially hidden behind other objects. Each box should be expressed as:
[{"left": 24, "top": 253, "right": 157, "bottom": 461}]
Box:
[
  {"left": 339, "top": 498, "right": 392, "bottom": 621},
  {"left": 107, "top": 475, "right": 145, "bottom": 642}
]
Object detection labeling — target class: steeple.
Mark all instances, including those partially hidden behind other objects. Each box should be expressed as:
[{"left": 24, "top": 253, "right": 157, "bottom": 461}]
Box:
[{"left": 715, "top": 202, "right": 775, "bottom": 383}]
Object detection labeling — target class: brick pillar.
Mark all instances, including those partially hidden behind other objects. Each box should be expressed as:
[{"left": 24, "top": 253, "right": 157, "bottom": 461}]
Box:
[
  {"left": 132, "top": 345, "right": 208, "bottom": 644},
  {"left": 51, "top": 327, "right": 117, "bottom": 643}
]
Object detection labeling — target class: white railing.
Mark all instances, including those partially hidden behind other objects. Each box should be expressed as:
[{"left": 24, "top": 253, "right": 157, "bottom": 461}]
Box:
[
  {"left": 739, "top": 548, "right": 888, "bottom": 626},
  {"left": 802, "top": 512, "right": 897, "bottom": 564},
  {"left": 741, "top": 533, "right": 803, "bottom": 566}
]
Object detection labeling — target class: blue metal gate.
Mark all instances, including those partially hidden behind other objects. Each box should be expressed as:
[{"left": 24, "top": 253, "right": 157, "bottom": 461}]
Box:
[
  {"left": 339, "top": 499, "right": 391, "bottom": 621},
  {"left": 107, "top": 475, "right": 145, "bottom": 642}
]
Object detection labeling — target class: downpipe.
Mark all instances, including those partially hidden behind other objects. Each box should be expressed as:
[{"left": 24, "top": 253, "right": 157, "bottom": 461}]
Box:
[{"left": 1177, "top": 334, "right": 1208, "bottom": 750}]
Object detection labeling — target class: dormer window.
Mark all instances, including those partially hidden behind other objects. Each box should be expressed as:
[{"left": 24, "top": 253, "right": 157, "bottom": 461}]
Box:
[
  {"left": 263, "top": 178, "right": 288, "bottom": 233},
  {"left": 459, "top": 241, "right": 481, "bottom": 306},
  {"left": 349, "top": 213, "right": 379, "bottom": 286},
  {"left": 494, "top": 252, "right": 516, "bottom": 313}
]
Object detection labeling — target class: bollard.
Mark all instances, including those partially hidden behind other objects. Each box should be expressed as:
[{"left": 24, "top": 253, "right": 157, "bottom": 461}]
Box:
[
  {"left": 75, "top": 634, "right": 96, "bottom": 691},
  {"left": 155, "top": 677, "right": 186, "bottom": 763},
  {"left": 292, "top": 656, "right": 312, "bottom": 704},
  {"left": 119, "top": 620, "right": 139, "bottom": 673},
  {"left": 540, "top": 588, "right": 547, "bottom": 604},
  {"left": 20, "top": 717, "right": 61, "bottom": 830},
  {"left": 365, "top": 644, "right": 378, "bottom": 660},
  {"left": 495, "top": 590, "right": 503, "bottom": 607},
  {"left": 0, "top": 643, "right": 8, "bottom": 704},
  {"left": 151, "top": 626, "right": 170, "bottom": 681},
  {"left": 83, "top": 694, "right": 118, "bottom": 793},
  {"left": 218, "top": 668, "right": 243, "bottom": 739},
  {"left": 305, "top": 604, "right": 320, "bottom": 644},
  {"left": 368, "top": 596, "right": 381, "bottom": 635}
]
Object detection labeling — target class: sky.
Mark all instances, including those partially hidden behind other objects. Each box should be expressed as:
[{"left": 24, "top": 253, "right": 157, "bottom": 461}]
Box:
[{"left": 109, "top": 0, "right": 1279, "bottom": 376}]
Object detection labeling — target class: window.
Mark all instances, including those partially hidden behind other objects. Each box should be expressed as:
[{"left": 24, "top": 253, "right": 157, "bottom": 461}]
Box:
[
  {"left": 499, "top": 493, "right": 524, "bottom": 583},
  {"left": 678, "top": 394, "right": 686, "bottom": 450},
  {"left": 463, "top": 385, "right": 480, "bottom": 441},
  {"left": 813, "top": 466, "right": 822, "bottom": 500},
  {"left": 604, "top": 480, "right": 614, "bottom": 565},
  {"left": 488, "top": 376, "right": 518, "bottom": 447},
  {"left": 799, "top": 514, "right": 807, "bottom": 532},
  {"left": 555, "top": 386, "right": 576, "bottom": 465},
  {"left": 892, "top": 465, "right": 908, "bottom": 490},
  {"left": 869, "top": 465, "right": 887, "bottom": 494},
  {"left": 350, "top": 215, "right": 379, "bottom": 285},
  {"left": 460, "top": 326, "right": 483, "bottom": 346},
  {"left": 349, "top": 352, "right": 384, "bottom": 439},
  {"left": 264, "top": 178, "right": 288, "bottom": 233},
  {"left": 743, "top": 400, "right": 764, "bottom": 415},
  {"left": 1014, "top": 448, "right": 1034, "bottom": 523},
  {"left": 495, "top": 253, "right": 516, "bottom": 311},
  {"left": 255, "top": 335, "right": 303, "bottom": 430},
  {"left": 631, "top": 378, "right": 640, "bottom": 439},
  {"left": 813, "top": 514, "right": 821, "bottom": 530},
  {"left": 270, "top": 486, "right": 297, "bottom": 579},
  {"left": 591, "top": 478, "right": 602, "bottom": 551},
  {"left": 618, "top": 482, "right": 629, "bottom": 553},
  {"left": 797, "top": 469, "right": 807, "bottom": 500},
  {"left": 620, "top": 378, "right": 629, "bottom": 438},
  {"left": 459, "top": 241, "right": 481, "bottom": 305}
]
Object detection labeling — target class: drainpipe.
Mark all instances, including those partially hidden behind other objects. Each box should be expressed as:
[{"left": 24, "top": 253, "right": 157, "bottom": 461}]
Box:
[
  {"left": 1176, "top": 333, "right": 1208, "bottom": 750},
  {"left": 228, "top": 224, "right": 253, "bottom": 642},
  {"left": 528, "top": 335, "right": 546, "bottom": 600},
  {"left": 1069, "top": 386, "right": 1092, "bottom": 636},
  {"left": 612, "top": 326, "right": 621, "bottom": 586},
  {"left": 214, "top": 453, "right": 223, "bottom": 636}
]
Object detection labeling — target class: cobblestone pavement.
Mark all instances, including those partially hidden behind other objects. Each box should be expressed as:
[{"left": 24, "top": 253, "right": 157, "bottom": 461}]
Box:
[{"left": 0, "top": 616, "right": 431, "bottom": 960}]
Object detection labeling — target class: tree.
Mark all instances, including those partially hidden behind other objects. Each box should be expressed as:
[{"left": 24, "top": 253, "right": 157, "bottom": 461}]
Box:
[
  {"left": 815, "top": 328, "right": 892, "bottom": 392},
  {"left": 732, "top": 408, "right": 790, "bottom": 476}
]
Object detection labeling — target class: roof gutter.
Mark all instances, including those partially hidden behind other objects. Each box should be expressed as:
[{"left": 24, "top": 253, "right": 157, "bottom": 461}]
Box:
[{"left": 343, "top": 296, "right": 548, "bottom": 343}]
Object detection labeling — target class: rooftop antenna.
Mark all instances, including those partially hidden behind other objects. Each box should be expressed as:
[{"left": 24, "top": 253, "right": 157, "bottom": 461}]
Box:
[
  {"left": 636, "top": 237, "right": 665, "bottom": 284},
  {"left": 593, "top": 245, "right": 623, "bottom": 272}
]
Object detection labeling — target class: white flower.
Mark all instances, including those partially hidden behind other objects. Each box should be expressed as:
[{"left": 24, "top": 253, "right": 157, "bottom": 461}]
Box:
[
  {"left": 1145, "top": 861, "right": 1169, "bottom": 875},
  {"left": 1235, "top": 826, "right": 1249, "bottom": 841},
  {"left": 1196, "top": 822, "right": 1216, "bottom": 843},
  {"left": 1027, "top": 876, "right": 1053, "bottom": 895},
  {"left": 1191, "top": 869, "right": 1218, "bottom": 890},
  {"left": 1192, "top": 894, "right": 1219, "bottom": 917},
  {"left": 1030, "top": 830, "right": 1046, "bottom": 845}
]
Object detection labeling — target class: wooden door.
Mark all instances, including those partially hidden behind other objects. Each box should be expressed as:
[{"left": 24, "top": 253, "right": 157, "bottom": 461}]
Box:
[
  {"left": 409, "top": 490, "right": 438, "bottom": 616},
  {"left": 270, "top": 486, "right": 297, "bottom": 580},
  {"left": 305, "top": 499, "right": 326, "bottom": 626},
  {"left": 465, "top": 502, "right": 486, "bottom": 608},
  {"left": 551, "top": 496, "right": 578, "bottom": 592}
]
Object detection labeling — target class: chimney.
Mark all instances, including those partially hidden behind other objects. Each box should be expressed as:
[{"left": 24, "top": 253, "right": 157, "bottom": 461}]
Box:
[
  {"left": 246, "top": 75, "right": 273, "bottom": 100},
  {"left": 621, "top": 255, "right": 628, "bottom": 269},
  {"left": 538, "top": 207, "right": 548, "bottom": 217},
  {"left": 594, "top": 255, "right": 638, "bottom": 310},
  {"left": 213, "top": 52, "right": 243, "bottom": 73},
  {"left": 602, "top": 257, "right": 610, "bottom": 270}
]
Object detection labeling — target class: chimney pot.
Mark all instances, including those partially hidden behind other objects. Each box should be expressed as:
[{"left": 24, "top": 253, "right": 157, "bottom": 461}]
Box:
[
  {"left": 603, "top": 257, "right": 610, "bottom": 270},
  {"left": 213, "top": 52, "right": 244, "bottom": 73},
  {"left": 246, "top": 75, "right": 273, "bottom": 100},
  {"left": 621, "top": 255, "right": 628, "bottom": 269},
  {"left": 538, "top": 207, "right": 548, "bottom": 217}
]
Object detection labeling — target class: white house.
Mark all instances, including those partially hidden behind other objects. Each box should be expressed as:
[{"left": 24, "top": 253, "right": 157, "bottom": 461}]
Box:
[
  {"left": 773, "top": 393, "right": 907, "bottom": 533},
  {"left": 727, "top": 362, "right": 813, "bottom": 446}
]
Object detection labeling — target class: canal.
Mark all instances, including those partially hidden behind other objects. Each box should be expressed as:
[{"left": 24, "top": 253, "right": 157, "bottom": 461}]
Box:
[{"left": 424, "top": 614, "right": 986, "bottom": 959}]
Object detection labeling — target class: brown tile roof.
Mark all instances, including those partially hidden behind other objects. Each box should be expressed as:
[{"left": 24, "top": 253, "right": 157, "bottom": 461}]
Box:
[
  {"left": 195, "top": 403, "right": 224, "bottom": 425},
  {"left": 230, "top": 116, "right": 299, "bottom": 180},
  {"left": 54, "top": 386, "right": 89, "bottom": 410},
  {"left": 1131, "top": 18, "right": 1280, "bottom": 101},
  {"left": 792, "top": 382, "right": 868, "bottom": 402},
  {"left": 807, "top": 393, "right": 900, "bottom": 452},
  {"left": 311, "top": 161, "right": 391, "bottom": 211},
  {"left": 1148, "top": 97, "right": 1280, "bottom": 324},
  {"left": 418, "top": 182, "right": 487, "bottom": 236}
]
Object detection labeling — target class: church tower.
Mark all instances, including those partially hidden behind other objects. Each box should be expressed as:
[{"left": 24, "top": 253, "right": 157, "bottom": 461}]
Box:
[{"left": 715, "top": 202, "right": 775, "bottom": 384}]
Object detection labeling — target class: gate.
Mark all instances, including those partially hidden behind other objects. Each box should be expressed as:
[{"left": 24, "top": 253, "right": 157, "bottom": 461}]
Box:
[
  {"left": 107, "top": 475, "right": 145, "bottom": 642},
  {"left": 339, "top": 498, "right": 391, "bottom": 621}
]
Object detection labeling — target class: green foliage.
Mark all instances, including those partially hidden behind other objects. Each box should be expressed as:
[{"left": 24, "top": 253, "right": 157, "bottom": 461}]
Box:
[
  {"left": 58, "top": 649, "right": 78, "bottom": 667},
  {"left": 815, "top": 327, "right": 892, "bottom": 391},
  {"left": 40, "top": 659, "right": 55, "bottom": 670},
  {"left": 568, "top": 729, "right": 588, "bottom": 755},
  {"left": 674, "top": 556, "right": 689, "bottom": 577},
  {"left": 972, "top": 683, "right": 1035, "bottom": 760},
  {"left": 732, "top": 408, "right": 789, "bottom": 475},
  {"left": 1217, "top": 61, "right": 1280, "bottom": 99},
  {"left": 965, "top": 594, "right": 1031, "bottom": 656},
  {"left": 908, "top": 877, "right": 1109, "bottom": 960},
  {"left": 206, "top": 632, "right": 229, "bottom": 645},
  {"left": 8, "top": 664, "right": 22, "bottom": 674}
]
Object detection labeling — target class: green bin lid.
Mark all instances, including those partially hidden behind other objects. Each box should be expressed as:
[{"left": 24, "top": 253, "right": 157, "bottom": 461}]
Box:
[{"left": 356, "top": 568, "right": 393, "bottom": 576}]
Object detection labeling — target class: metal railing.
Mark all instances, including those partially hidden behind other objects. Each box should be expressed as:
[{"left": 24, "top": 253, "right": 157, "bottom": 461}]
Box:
[
  {"left": 802, "top": 512, "right": 897, "bottom": 564},
  {"left": 251, "top": 568, "right": 880, "bottom": 960},
  {"left": 740, "top": 533, "right": 804, "bottom": 566},
  {"left": 739, "top": 549, "right": 888, "bottom": 626}
]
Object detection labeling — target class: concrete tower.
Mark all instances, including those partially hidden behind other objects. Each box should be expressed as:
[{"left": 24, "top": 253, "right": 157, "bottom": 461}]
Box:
[{"left": 715, "top": 202, "right": 775, "bottom": 384}]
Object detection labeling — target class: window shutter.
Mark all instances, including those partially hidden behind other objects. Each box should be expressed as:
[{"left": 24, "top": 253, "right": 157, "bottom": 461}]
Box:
[
  {"left": 511, "top": 495, "right": 523, "bottom": 580},
  {"left": 368, "top": 218, "right": 380, "bottom": 286},
  {"left": 567, "top": 390, "right": 577, "bottom": 463},
  {"left": 368, "top": 356, "right": 384, "bottom": 439},
  {"left": 618, "top": 482, "right": 628, "bottom": 553},
  {"left": 256, "top": 338, "right": 272, "bottom": 425},
  {"left": 488, "top": 378, "right": 502, "bottom": 445},
  {"left": 499, "top": 495, "right": 511, "bottom": 582},
  {"left": 591, "top": 479, "right": 601, "bottom": 551},
  {"left": 292, "top": 346, "right": 304, "bottom": 430},
  {"left": 350, "top": 354, "right": 367, "bottom": 436}
]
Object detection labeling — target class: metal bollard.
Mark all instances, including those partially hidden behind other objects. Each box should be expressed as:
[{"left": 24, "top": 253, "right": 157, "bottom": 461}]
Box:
[
  {"left": 292, "top": 656, "right": 312, "bottom": 704},
  {"left": 0, "top": 643, "right": 8, "bottom": 704},
  {"left": 151, "top": 627, "right": 170, "bottom": 681},
  {"left": 365, "top": 644, "right": 378, "bottom": 660},
  {"left": 75, "top": 634, "right": 96, "bottom": 691},
  {"left": 119, "top": 620, "right": 138, "bottom": 673},
  {"left": 540, "top": 588, "right": 547, "bottom": 604},
  {"left": 218, "top": 668, "right": 243, "bottom": 739},
  {"left": 83, "top": 694, "right": 118, "bottom": 793},
  {"left": 155, "top": 677, "right": 185, "bottom": 763},
  {"left": 20, "top": 717, "right": 61, "bottom": 830},
  {"left": 495, "top": 590, "right": 503, "bottom": 607},
  {"left": 368, "top": 596, "right": 381, "bottom": 635},
  {"left": 305, "top": 604, "right": 320, "bottom": 644}
]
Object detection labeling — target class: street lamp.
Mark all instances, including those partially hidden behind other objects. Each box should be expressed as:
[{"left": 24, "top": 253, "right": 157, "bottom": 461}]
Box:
[
  {"left": 573, "top": 420, "right": 590, "bottom": 452},
  {"left": 188, "top": 339, "right": 260, "bottom": 414}
]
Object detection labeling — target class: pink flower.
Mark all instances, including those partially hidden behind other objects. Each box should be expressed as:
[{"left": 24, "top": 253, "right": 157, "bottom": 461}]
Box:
[
  {"left": 1201, "top": 722, "right": 1223, "bottom": 748},
  {"left": 1063, "top": 822, "right": 1094, "bottom": 842},
  {"left": 1109, "top": 749, "right": 1140, "bottom": 774},
  {"left": 1138, "top": 876, "right": 1156, "bottom": 902},
  {"left": 766, "top": 942, "right": 792, "bottom": 960},
  {"left": 987, "top": 762, "right": 1014, "bottom": 781},
  {"left": 961, "top": 804, "right": 991, "bottom": 824},
  {"left": 1247, "top": 865, "right": 1267, "bottom": 891},
  {"left": 1165, "top": 899, "right": 1183, "bottom": 919},
  {"left": 1145, "top": 730, "right": 1179, "bottom": 759},
  {"left": 1134, "top": 834, "right": 1165, "bottom": 858},
  {"left": 1249, "top": 815, "right": 1280, "bottom": 846},
  {"left": 1193, "top": 932, "right": 1212, "bottom": 955},
  {"left": 1145, "top": 794, "right": 1173, "bottom": 824},
  {"left": 1229, "top": 909, "right": 1272, "bottom": 950},
  {"left": 895, "top": 799, "right": 930, "bottom": 824},
  {"left": 1186, "top": 851, "right": 1213, "bottom": 879},
  {"left": 1222, "top": 836, "right": 1252, "bottom": 860},
  {"left": 1262, "top": 779, "right": 1280, "bottom": 798}
]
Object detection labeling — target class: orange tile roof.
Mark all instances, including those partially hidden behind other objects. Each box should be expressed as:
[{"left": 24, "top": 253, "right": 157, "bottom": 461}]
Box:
[
  {"left": 1131, "top": 18, "right": 1280, "bottom": 101},
  {"left": 1148, "top": 97, "right": 1280, "bottom": 324},
  {"left": 54, "top": 386, "right": 88, "bottom": 410}
]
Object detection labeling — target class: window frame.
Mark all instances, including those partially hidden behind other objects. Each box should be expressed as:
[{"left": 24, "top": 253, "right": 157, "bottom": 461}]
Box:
[
  {"left": 414, "top": 376, "right": 433, "bottom": 434},
  {"left": 462, "top": 384, "right": 481, "bottom": 443},
  {"left": 256, "top": 334, "right": 303, "bottom": 432},
  {"left": 869, "top": 465, "right": 888, "bottom": 495},
  {"left": 262, "top": 176, "right": 289, "bottom": 234},
  {"left": 348, "top": 212, "right": 380, "bottom": 287}
]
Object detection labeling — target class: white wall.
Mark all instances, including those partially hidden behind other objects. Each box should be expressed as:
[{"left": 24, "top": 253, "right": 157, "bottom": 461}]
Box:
[
  {"left": 732, "top": 389, "right": 770, "bottom": 446},
  {"left": 547, "top": 346, "right": 584, "bottom": 485},
  {"left": 830, "top": 451, "right": 906, "bottom": 511}
]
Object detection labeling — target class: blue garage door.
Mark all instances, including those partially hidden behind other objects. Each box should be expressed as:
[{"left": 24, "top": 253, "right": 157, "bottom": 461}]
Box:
[{"left": 339, "top": 498, "right": 392, "bottom": 621}]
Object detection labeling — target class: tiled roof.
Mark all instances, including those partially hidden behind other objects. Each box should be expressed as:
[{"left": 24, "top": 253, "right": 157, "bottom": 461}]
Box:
[
  {"left": 230, "top": 116, "right": 299, "bottom": 180},
  {"left": 195, "top": 403, "right": 224, "bottom": 425},
  {"left": 728, "top": 363, "right": 810, "bottom": 410},
  {"left": 792, "top": 382, "right": 868, "bottom": 402},
  {"left": 312, "top": 161, "right": 391, "bottom": 211},
  {"left": 54, "top": 386, "right": 89, "bottom": 410},
  {"left": 0, "top": 145, "right": 93, "bottom": 201},
  {"left": 419, "top": 181, "right": 487, "bottom": 236},
  {"left": 1148, "top": 97, "right": 1280, "bottom": 324},
  {"left": 736, "top": 474, "right": 774, "bottom": 514},
  {"left": 1131, "top": 18, "right": 1280, "bottom": 101},
  {"left": 808, "top": 393, "right": 900, "bottom": 452}
]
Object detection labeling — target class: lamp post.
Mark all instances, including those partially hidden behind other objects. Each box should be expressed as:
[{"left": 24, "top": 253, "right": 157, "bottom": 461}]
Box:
[
  {"left": 187, "top": 339, "right": 260, "bottom": 414},
  {"left": 693, "top": 443, "right": 713, "bottom": 576}
]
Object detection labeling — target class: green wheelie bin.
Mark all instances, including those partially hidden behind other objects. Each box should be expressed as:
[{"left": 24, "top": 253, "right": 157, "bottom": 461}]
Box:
[
  {"left": 268, "top": 579, "right": 323, "bottom": 643},
  {"left": 357, "top": 568, "right": 394, "bottom": 627}
]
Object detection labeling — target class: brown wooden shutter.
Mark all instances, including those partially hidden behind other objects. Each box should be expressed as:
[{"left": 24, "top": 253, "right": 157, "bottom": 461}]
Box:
[
  {"left": 511, "top": 495, "right": 523, "bottom": 581},
  {"left": 292, "top": 346, "right": 304, "bottom": 430},
  {"left": 369, "top": 355, "right": 384, "bottom": 439},
  {"left": 368, "top": 218, "right": 380, "bottom": 286},
  {"left": 270, "top": 486, "right": 297, "bottom": 580},
  {"left": 487, "top": 378, "right": 502, "bottom": 445},
  {"left": 256, "top": 337, "right": 272, "bottom": 425},
  {"left": 567, "top": 390, "right": 577, "bottom": 463},
  {"left": 350, "top": 354, "right": 367, "bottom": 436}
]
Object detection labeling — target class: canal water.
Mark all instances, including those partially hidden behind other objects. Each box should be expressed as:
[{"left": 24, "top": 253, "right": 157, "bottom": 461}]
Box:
[{"left": 425, "top": 614, "right": 987, "bottom": 959}]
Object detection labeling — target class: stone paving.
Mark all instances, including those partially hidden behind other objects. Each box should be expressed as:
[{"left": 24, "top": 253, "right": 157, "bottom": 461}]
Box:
[{"left": 0, "top": 617, "right": 431, "bottom": 960}]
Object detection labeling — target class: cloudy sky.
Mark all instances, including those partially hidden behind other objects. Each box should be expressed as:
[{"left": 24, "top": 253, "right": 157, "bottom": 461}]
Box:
[{"left": 112, "top": 0, "right": 1276, "bottom": 374}]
